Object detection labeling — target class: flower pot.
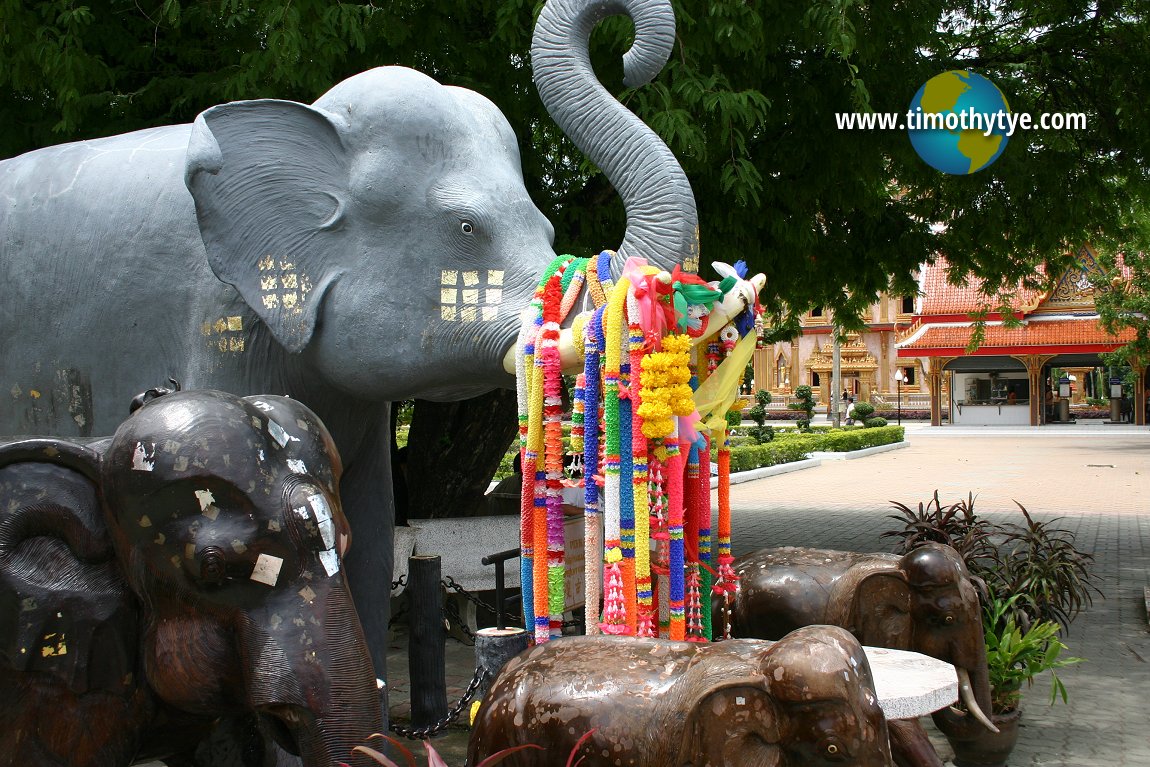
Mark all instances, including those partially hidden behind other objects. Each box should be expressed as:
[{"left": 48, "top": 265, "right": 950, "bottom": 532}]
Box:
[{"left": 939, "top": 708, "right": 1021, "bottom": 767}]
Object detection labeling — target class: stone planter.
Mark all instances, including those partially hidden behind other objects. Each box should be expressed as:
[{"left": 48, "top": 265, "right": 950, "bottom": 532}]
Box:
[{"left": 936, "top": 708, "right": 1021, "bottom": 767}]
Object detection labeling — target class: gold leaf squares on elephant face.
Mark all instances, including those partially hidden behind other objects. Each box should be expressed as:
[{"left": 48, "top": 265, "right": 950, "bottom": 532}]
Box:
[
  {"left": 439, "top": 269, "right": 504, "bottom": 322},
  {"left": 202, "top": 315, "right": 246, "bottom": 354},
  {"left": 258, "top": 256, "right": 312, "bottom": 315}
]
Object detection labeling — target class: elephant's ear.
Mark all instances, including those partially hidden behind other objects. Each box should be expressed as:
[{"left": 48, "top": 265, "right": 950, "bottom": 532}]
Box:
[
  {"left": 681, "top": 675, "right": 783, "bottom": 766},
  {"left": 853, "top": 570, "right": 913, "bottom": 648},
  {"left": 0, "top": 439, "right": 138, "bottom": 694},
  {"left": 185, "top": 100, "right": 350, "bottom": 353}
]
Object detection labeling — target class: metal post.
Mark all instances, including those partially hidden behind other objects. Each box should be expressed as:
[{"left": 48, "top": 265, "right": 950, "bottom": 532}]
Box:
[{"left": 481, "top": 547, "right": 521, "bottom": 631}]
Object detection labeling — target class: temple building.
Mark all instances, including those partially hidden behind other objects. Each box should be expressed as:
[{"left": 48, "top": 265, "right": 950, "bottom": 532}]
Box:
[{"left": 752, "top": 244, "right": 1147, "bottom": 426}]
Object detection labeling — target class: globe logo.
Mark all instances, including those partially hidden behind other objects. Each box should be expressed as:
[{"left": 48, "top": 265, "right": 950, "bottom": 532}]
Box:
[{"left": 907, "top": 70, "right": 1011, "bottom": 175}]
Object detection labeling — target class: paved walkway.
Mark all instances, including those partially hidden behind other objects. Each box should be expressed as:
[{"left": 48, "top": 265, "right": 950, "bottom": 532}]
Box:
[{"left": 388, "top": 425, "right": 1150, "bottom": 766}]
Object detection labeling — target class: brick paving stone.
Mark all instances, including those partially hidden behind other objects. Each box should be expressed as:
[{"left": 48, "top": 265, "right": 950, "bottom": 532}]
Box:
[{"left": 721, "top": 428, "right": 1150, "bottom": 767}]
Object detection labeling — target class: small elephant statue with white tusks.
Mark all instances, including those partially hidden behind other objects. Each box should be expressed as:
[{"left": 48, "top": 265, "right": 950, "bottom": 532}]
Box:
[
  {"left": 468, "top": 626, "right": 893, "bottom": 767},
  {"left": 0, "top": 390, "right": 380, "bottom": 767},
  {"left": 720, "top": 544, "right": 997, "bottom": 767}
]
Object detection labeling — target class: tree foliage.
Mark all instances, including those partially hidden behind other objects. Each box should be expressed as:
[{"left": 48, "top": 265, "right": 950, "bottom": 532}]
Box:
[
  {"left": 1096, "top": 246, "right": 1150, "bottom": 368},
  {"left": 3, "top": 0, "right": 1149, "bottom": 329}
]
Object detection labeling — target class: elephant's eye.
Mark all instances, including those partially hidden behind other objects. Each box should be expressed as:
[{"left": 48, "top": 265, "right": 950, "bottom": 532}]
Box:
[
  {"left": 197, "top": 546, "right": 229, "bottom": 586},
  {"left": 460, "top": 220, "right": 475, "bottom": 235},
  {"left": 817, "top": 736, "right": 848, "bottom": 762},
  {"left": 928, "top": 612, "right": 957, "bottom": 627}
]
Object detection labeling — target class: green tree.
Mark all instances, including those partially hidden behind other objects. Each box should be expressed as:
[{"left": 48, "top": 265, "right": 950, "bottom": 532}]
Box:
[
  {"left": 5, "top": 0, "right": 1150, "bottom": 510},
  {"left": 4, "top": 1, "right": 1150, "bottom": 322},
  {"left": 1097, "top": 249, "right": 1150, "bottom": 368}
]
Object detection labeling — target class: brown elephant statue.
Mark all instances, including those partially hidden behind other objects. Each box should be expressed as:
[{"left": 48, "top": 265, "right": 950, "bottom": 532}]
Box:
[
  {"left": 0, "top": 390, "right": 380, "bottom": 767},
  {"left": 720, "top": 544, "right": 996, "bottom": 767},
  {"left": 468, "top": 625, "right": 892, "bottom": 767}
]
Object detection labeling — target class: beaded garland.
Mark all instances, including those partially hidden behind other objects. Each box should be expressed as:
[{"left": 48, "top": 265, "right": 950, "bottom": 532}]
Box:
[{"left": 515, "top": 254, "right": 759, "bottom": 644}]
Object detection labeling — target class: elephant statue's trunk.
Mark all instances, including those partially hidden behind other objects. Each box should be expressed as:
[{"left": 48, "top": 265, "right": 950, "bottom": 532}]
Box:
[
  {"left": 532, "top": 0, "right": 700, "bottom": 277},
  {"left": 244, "top": 588, "right": 382, "bottom": 767}
]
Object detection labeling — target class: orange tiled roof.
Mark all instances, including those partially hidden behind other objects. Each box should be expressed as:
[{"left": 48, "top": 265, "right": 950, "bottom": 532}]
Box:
[
  {"left": 899, "top": 318, "right": 1135, "bottom": 352},
  {"left": 918, "top": 258, "right": 1048, "bottom": 316}
]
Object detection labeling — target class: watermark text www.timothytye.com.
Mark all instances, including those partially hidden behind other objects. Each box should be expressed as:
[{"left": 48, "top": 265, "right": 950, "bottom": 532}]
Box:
[{"left": 836, "top": 108, "right": 1087, "bottom": 136}]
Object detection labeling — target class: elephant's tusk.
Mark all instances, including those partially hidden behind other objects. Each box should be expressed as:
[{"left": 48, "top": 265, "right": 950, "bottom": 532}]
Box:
[
  {"left": 956, "top": 667, "right": 999, "bottom": 733},
  {"left": 501, "top": 326, "right": 582, "bottom": 376}
]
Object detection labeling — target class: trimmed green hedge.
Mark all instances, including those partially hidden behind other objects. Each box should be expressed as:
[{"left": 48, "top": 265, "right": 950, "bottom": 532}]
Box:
[
  {"left": 728, "top": 425, "right": 904, "bottom": 470},
  {"left": 494, "top": 425, "right": 906, "bottom": 480},
  {"left": 727, "top": 439, "right": 814, "bottom": 472},
  {"left": 813, "top": 425, "right": 903, "bottom": 452}
]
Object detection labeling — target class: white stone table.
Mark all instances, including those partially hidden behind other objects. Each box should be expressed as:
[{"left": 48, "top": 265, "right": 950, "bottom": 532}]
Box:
[{"left": 862, "top": 645, "right": 958, "bottom": 720}]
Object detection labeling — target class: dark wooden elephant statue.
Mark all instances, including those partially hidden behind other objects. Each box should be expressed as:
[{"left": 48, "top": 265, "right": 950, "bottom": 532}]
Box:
[
  {"left": 0, "top": 390, "right": 380, "bottom": 767},
  {"left": 468, "top": 626, "right": 892, "bottom": 767},
  {"left": 721, "top": 544, "right": 996, "bottom": 767}
]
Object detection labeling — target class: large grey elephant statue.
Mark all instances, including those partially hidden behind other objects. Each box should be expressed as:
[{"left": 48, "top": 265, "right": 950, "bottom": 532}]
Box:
[
  {"left": 723, "top": 544, "right": 996, "bottom": 767},
  {"left": 468, "top": 626, "right": 893, "bottom": 767},
  {"left": 0, "top": 390, "right": 380, "bottom": 767},
  {"left": 0, "top": 0, "right": 760, "bottom": 692}
]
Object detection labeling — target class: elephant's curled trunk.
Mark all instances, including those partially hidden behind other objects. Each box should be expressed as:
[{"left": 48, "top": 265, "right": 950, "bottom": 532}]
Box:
[{"left": 532, "top": 0, "right": 700, "bottom": 277}]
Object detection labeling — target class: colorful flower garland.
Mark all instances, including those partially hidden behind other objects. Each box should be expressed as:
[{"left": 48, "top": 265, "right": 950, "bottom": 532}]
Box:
[{"left": 515, "top": 255, "right": 759, "bottom": 645}]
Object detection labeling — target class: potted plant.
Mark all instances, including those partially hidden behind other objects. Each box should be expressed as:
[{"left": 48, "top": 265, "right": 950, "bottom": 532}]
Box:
[
  {"left": 885, "top": 494, "right": 1099, "bottom": 767},
  {"left": 935, "top": 589, "right": 1083, "bottom": 767}
]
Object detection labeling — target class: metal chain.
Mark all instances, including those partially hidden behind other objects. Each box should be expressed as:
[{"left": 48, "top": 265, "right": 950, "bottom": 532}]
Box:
[
  {"left": 442, "top": 593, "right": 475, "bottom": 642},
  {"left": 391, "top": 574, "right": 407, "bottom": 591},
  {"left": 388, "top": 666, "right": 485, "bottom": 740},
  {"left": 441, "top": 575, "right": 499, "bottom": 615}
]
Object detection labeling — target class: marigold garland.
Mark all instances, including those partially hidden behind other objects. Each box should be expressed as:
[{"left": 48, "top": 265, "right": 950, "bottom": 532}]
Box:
[{"left": 636, "top": 333, "right": 694, "bottom": 439}]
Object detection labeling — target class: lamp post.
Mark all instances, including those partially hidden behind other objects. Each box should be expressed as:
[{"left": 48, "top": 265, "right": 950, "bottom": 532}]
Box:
[{"left": 894, "top": 368, "right": 906, "bottom": 426}]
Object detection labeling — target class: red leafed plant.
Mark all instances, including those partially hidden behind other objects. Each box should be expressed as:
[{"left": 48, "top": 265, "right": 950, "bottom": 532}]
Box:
[{"left": 344, "top": 729, "right": 597, "bottom": 767}]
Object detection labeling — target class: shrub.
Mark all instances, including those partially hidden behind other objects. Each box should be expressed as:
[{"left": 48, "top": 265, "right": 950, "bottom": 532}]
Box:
[
  {"left": 873, "top": 408, "right": 942, "bottom": 421},
  {"left": 747, "top": 389, "right": 775, "bottom": 444},
  {"left": 884, "top": 493, "right": 1101, "bottom": 632},
  {"left": 864, "top": 416, "right": 888, "bottom": 428},
  {"left": 987, "top": 504, "right": 1100, "bottom": 630},
  {"left": 883, "top": 491, "right": 997, "bottom": 568},
  {"left": 788, "top": 385, "right": 816, "bottom": 431},
  {"left": 725, "top": 409, "right": 743, "bottom": 429},
  {"left": 815, "top": 425, "right": 904, "bottom": 452},
  {"left": 727, "top": 439, "right": 814, "bottom": 471},
  {"left": 982, "top": 589, "right": 1083, "bottom": 713},
  {"left": 851, "top": 402, "right": 875, "bottom": 421},
  {"left": 727, "top": 425, "right": 905, "bottom": 469}
]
